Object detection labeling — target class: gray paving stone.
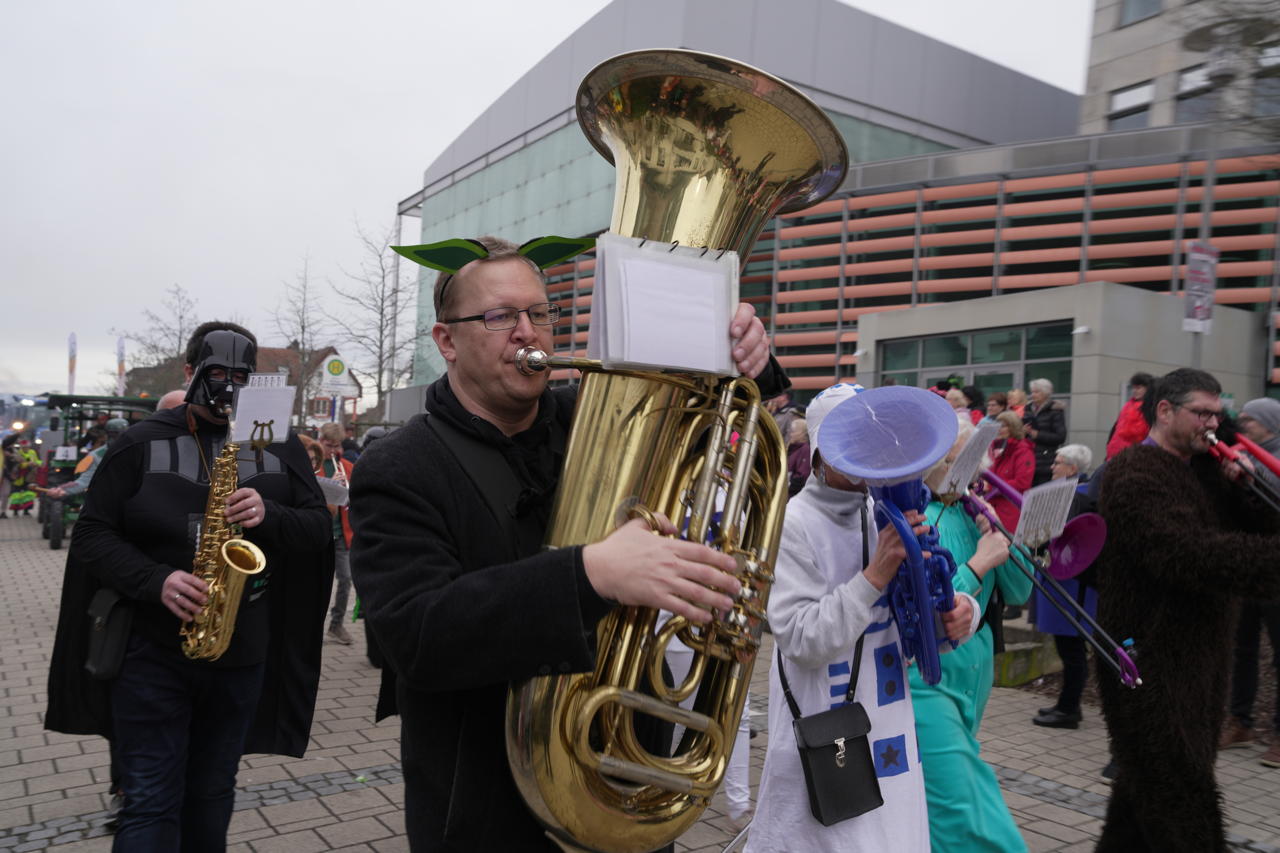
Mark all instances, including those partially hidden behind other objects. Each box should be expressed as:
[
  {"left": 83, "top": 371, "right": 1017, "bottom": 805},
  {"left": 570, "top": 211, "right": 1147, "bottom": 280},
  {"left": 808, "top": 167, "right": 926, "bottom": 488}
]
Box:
[{"left": 4, "top": 517, "right": 1280, "bottom": 853}]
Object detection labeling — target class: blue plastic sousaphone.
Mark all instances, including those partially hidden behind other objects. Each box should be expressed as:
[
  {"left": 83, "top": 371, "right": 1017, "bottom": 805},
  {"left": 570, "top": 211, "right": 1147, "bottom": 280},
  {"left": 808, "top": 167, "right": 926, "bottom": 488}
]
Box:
[{"left": 817, "top": 386, "right": 961, "bottom": 685}]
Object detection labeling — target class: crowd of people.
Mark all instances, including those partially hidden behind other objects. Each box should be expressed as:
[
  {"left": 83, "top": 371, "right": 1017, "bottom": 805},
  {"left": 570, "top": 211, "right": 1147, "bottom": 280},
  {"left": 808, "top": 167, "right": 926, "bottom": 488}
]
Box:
[{"left": 20, "top": 242, "right": 1277, "bottom": 853}]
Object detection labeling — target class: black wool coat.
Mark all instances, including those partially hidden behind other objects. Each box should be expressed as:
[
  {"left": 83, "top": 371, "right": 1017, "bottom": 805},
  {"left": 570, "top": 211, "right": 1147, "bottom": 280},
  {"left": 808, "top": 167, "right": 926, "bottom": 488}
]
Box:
[
  {"left": 351, "top": 364, "right": 790, "bottom": 852},
  {"left": 1022, "top": 399, "right": 1066, "bottom": 483},
  {"left": 45, "top": 406, "right": 335, "bottom": 758},
  {"left": 350, "top": 379, "right": 611, "bottom": 851},
  {"left": 1094, "top": 444, "right": 1280, "bottom": 852}
]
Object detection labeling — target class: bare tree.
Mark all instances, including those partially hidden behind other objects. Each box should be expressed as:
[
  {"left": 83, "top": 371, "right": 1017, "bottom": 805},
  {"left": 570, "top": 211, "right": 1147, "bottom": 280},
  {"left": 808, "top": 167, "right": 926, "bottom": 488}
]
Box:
[
  {"left": 274, "top": 258, "right": 330, "bottom": 425},
  {"left": 111, "top": 284, "right": 200, "bottom": 397},
  {"left": 1179, "top": 0, "right": 1280, "bottom": 140},
  {"left": 326, "top": 220, "right": 419, "bottom": 410}
]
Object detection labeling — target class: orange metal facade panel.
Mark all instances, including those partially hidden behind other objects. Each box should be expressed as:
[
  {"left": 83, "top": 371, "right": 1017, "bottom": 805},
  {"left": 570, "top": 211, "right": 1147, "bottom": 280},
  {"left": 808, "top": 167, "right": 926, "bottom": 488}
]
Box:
[
  {"left": 785, "top": 157, "right": 1280, "bottom": 224},
  {"left": 1214, "top": 287, "right": 1274, "bottom": 304},
  {"left": 777, "top": 354, "right": 840, "bottom": 368},
  {"left": 790, "top": 375, "right": 842, "bottom": 390},
  {"left": 773, "top": 330, "right": 840, "bottom": 346},
  {"left": 775, "top": 304, "right": 911, "bottom": 325}
]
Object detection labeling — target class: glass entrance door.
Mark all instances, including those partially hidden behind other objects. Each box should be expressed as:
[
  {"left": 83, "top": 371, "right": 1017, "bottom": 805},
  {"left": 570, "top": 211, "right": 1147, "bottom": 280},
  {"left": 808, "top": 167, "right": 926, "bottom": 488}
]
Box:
[{"left": 972, "top": 366, "right": 1021, "bottom": 399}]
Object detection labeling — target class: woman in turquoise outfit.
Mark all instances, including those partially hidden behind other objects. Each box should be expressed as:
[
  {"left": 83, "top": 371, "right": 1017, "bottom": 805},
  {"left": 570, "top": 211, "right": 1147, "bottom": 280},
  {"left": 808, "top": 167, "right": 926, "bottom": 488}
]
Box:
[{"left": 909, "top": 426, "right": 1032, "bottom": 852}]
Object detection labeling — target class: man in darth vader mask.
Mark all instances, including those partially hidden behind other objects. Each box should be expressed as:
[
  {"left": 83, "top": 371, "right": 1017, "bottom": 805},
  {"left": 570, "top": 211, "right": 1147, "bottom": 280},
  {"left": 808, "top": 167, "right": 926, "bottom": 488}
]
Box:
[
  {"left": 184, "top": 328, "right": 257, "bottom": 419},
  {"left": 46, "top": 321, "right": 334, "bottom": 852}
]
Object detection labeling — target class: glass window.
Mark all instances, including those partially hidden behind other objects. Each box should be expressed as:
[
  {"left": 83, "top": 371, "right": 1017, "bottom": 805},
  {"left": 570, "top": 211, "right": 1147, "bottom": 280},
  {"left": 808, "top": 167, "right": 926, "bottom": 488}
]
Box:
[
  {"left": 1026, "top": 324, "right": 1073, "bottom": 359},
  {"left": 1179, "top": 65, "right": 1208, "bottom": 94},
  {"left": 922, "top": 335, "right": 968, "bottom": 368},
  {"left": 1119, "top": 0, "right": 1161, "bottom": 26},
  {"left": 881, "top": 371, "right": 919, "bottom": 388},
  {"left": 882, "top": 339, "right": 920, "bottom": 371},
  {"left": 971, "top": 329, "right": 1022, "bottom": 364},
  {"left": 1030, "top": 361, "right": 1073, "bottom": 395},
  {"left": 1175, "top": 91, "right": 1215, "bottom": 123},
  {"left": 973, "top": 370, "right": 1018, "bottom": 398},
  {"left": 1255, "top": 74, "right": 1280, "bottom": 117},
  {"left": 1109, "top": 81, "right": 1155, "bottom": 113},
  {"left": 1108, "top": 108, "right": 1150, "bottom": 131}
]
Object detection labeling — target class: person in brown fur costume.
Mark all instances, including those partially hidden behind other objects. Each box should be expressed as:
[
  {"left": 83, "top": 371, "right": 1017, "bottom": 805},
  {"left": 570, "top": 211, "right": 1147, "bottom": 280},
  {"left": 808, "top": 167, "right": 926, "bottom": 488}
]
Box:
[{"left": 1095, "top": 367, "right": 1280, "bottom": 852}]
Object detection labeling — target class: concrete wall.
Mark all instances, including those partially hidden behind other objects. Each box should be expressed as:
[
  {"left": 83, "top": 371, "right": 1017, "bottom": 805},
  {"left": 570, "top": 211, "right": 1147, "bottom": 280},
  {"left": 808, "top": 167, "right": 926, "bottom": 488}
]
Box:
[{"left": 858, "top": 282, "right": 1268, "bottom": 465}]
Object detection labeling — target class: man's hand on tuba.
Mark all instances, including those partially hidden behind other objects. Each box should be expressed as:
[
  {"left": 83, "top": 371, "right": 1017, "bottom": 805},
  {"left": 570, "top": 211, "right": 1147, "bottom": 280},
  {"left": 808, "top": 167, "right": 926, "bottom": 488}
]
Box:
[
  {"left": 731, "top": 302, "right": 770, "bottom": 379},
  {"left": 583, "top": 513, "right": 740, "bottom": 624}
]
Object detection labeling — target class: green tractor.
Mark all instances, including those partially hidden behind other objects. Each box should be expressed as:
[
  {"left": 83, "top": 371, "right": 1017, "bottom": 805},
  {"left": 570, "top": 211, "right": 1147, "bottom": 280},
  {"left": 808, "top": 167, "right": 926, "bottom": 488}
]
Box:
[{"left": 39, "top": 394, "right": 157, "bottom": 550}]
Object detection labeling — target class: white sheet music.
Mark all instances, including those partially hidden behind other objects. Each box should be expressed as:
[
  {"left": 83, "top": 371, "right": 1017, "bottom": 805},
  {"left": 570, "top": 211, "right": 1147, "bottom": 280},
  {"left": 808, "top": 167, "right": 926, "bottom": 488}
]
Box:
[
  {"left": 231, "top": 385, "right": 295, "bottom": 444},
  {"left": 588, "top": 233, "right": 739, "bottom": 374},
  {"left": 247, "top": 372, "right": 288, "bottom": 388},
  {"left": 1013, "top": 476, "right": 1079, "bottom": 548},
  {"left": 316, "top": 477, "right": 349, "bottom": 506},
  {"left": 939, "top": 419, "right": 998, "bottom": 499}
]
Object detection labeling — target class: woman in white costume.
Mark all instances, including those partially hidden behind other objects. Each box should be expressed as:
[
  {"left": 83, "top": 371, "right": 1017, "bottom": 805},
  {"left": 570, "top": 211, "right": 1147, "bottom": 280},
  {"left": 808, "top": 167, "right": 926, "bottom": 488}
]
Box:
[{"left": 746, "top": 383, "right": 980, "bottom": 853}]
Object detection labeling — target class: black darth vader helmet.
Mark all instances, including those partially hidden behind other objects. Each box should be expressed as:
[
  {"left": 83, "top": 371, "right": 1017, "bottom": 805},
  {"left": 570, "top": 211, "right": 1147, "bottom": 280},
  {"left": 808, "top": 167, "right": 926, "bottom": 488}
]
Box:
[{"left": 185, "top": 330, "right": 257, "bottom": 416}]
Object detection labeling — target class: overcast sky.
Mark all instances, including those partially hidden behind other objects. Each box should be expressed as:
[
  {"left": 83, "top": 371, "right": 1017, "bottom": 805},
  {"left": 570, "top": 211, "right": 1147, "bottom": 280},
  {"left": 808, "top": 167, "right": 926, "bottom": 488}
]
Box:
[{"left": 0, "top": 0, "right": 1092, "bottom": 398}]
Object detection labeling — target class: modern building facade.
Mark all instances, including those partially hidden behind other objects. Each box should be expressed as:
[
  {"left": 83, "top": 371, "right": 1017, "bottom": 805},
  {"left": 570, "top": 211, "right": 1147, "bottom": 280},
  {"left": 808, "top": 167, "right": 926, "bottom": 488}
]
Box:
[
  {"left": 533, "top": 124, "right": 1280, "bottom": 461},
  {"left": 1081, "top": 0, "right": 1278, "bottom": 133},
  {"left": 399, "top": 0, "right": 1081, "bottom": 381},
  {"left": 394, "top": 0, "right": 1280, "bottom": 465}
]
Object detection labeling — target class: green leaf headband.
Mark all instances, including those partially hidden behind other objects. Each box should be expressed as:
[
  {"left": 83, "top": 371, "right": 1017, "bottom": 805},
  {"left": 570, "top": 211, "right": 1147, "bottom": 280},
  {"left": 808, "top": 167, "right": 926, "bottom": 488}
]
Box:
[{"left": 391, "top": 235, "right": 595, "bottom": 275}]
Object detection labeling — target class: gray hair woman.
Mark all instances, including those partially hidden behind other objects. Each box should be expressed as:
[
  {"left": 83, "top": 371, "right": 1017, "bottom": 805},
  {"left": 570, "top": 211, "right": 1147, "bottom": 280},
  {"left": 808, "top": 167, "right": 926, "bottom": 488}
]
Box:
[
  {"left": 1022, "top": 379, "right": 1067, "bottom": 486},
  {"left": 1052, "top": 444, "right": 1093, "bottom": 479},
  {"left": 1032, "top": 440, "right": 1099, "bottom": 732}
]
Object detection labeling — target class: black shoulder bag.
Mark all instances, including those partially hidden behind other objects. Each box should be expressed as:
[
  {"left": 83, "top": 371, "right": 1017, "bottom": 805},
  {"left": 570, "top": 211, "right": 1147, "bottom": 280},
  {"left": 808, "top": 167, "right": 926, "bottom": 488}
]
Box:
[
  {"left": 84, "top": 587, "right": 133, "bottom": 680},
  {"left": 775, "top": 502, "right": 884, "bottom": 826}
]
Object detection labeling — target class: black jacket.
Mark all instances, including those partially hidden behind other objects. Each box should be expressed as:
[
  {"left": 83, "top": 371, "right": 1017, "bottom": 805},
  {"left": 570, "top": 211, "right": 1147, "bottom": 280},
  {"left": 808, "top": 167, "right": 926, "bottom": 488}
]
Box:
[
  {"left": 45, "top": 405, "right": 334, "bottom": 757},
  {"left": 351, "top": 363, "right": 789, "bottom": 852},
  {"left": 1022, "top": 399, "right": 1067, "bottom": 483}
]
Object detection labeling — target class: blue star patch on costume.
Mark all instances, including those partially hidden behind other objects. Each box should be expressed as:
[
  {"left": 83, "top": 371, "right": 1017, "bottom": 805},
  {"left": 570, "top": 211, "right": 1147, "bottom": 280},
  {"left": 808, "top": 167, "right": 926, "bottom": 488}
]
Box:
[
  {"left": 873, "top": 734, "right": 909, "bottom": 778},
  {"left": 874, "top": 641, "right": 905, "bottom": 707}
]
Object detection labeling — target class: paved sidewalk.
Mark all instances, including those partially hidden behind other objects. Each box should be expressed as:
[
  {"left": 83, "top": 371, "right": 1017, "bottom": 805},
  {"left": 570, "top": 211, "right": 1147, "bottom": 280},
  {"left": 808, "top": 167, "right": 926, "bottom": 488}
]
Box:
[{"left": 2, "top": 512, "right": 1277, "bottom": 852}]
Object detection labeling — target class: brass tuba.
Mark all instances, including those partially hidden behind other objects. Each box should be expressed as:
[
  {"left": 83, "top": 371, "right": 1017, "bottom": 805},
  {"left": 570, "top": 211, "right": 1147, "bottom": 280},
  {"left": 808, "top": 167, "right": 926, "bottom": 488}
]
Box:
[
  {"left": 505, "top": 50, "right": 847, "bottom": 852},
  {"left": 180, "top": 439, "right": 266, "bottom": 661}
]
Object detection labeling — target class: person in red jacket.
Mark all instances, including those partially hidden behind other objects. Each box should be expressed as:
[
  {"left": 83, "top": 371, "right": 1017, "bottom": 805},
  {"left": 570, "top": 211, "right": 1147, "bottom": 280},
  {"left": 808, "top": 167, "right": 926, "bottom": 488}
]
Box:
[
  {"left": 985, "top": 411, "right": 1035, "bottom": 535},
  {"left": 1105, "top": 372, "right": 1154, "bottom": 460}
]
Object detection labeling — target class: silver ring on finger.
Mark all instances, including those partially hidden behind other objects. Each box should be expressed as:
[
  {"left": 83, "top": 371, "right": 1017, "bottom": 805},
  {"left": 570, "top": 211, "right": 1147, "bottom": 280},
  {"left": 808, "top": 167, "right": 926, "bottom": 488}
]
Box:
[{"left": 175, "top": 593, "right": 182, "bottom": 601}]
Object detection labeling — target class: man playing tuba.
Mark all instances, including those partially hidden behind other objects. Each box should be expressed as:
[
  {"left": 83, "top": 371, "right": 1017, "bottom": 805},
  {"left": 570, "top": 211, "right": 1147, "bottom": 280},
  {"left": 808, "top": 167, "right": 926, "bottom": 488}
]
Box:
[
  {"left": 350, "top": 236, "right": 785, "bottom": 851},
  {"left": 45, "top": 322, "right": 334, "bottom": 851}
]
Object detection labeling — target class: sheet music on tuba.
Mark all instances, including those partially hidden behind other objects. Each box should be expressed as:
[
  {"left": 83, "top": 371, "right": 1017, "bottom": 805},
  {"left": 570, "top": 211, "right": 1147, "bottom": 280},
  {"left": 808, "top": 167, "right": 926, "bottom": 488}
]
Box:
[
  {"left": 1013, "top": 477, "right": 1079, "bottom": 549},
  {"left": 588, "top": 233, "right": 739, "bottom": 375}
]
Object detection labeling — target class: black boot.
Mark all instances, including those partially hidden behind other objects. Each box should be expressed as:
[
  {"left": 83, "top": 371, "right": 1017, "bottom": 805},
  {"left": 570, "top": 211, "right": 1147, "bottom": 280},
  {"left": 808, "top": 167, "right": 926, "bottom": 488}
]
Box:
[{"left": 1032, "top": 708, "right": 1082, "bottom": 729}]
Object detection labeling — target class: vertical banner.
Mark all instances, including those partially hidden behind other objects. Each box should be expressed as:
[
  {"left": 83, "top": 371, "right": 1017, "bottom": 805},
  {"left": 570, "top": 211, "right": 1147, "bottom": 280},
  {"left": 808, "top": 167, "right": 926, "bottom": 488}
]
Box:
[
  {"left": 67, "top": 333, "right": 77, "bottom": 395},
  {"left": 116, "top": 337, "right": 126, "bottom": 396},
  {"left": 1182, "top": 242, "right": 1219, "bottom": 334}
]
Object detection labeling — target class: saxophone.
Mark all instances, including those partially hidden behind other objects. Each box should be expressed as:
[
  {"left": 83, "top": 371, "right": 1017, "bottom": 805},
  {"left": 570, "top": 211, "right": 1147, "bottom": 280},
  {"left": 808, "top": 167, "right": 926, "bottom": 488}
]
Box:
[{"left": 180, "top": 439, "right": 266, "bottom": 661}]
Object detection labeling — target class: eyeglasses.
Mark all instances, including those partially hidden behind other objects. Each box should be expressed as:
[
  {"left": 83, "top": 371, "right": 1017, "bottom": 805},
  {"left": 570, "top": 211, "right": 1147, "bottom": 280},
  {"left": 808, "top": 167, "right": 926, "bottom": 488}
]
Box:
[
  {"left": 1177, "top": 404, "right": 1223, "bottom": 423},
  {"left": 443, "top": 302, "right": 560, "bottom": 330}
]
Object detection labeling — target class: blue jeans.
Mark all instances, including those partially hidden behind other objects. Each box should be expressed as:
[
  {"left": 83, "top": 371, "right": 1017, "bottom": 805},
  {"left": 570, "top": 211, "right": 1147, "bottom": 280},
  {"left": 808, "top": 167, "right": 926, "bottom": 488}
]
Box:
[{"left": 110, "top": 634, "right": 265, "bottom": 852}]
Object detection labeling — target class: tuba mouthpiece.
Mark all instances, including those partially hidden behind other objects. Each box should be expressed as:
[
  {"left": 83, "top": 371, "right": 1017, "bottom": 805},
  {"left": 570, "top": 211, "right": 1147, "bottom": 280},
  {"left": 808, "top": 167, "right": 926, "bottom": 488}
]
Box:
[{"left": 515, "top": 346, "right": 549, "bottom": 375}]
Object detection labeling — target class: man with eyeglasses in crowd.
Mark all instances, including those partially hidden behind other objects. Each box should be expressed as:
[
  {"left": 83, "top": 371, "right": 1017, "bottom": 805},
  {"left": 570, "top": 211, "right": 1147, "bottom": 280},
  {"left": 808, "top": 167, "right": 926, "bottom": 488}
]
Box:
[
  {"left": 350, "top": 235, "right": 787, "bottom": 850},
  {"left": 1092, "top": 367, "right": 1280, "bottom": 852}
]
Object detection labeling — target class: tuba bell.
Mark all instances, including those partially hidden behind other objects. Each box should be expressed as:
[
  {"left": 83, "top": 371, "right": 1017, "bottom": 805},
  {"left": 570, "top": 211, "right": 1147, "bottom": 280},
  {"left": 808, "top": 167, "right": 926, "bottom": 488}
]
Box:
[{"left": 504, "top": 50, "right": 847, "bottom": 852}]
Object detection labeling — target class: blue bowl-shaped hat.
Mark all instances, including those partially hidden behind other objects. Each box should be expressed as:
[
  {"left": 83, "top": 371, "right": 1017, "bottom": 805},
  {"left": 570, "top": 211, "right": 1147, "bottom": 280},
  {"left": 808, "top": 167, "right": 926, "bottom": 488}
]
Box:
[{"left": 816, "top": 385, "right": 959, "bottom": 486}]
